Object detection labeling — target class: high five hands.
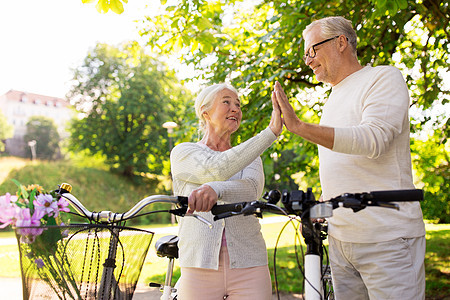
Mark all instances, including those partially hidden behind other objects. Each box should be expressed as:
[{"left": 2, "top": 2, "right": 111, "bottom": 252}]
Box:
[
  {"left": 273, "top": 81, "right": 335, "bottom": 149},
  {"left": 273, "top": 81, "right": 302, "bottom": 133}
]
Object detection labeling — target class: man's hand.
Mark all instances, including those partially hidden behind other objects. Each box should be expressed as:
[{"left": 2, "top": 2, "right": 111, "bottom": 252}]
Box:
[
  {"left": 274, "top": 81, "right": 302, "bottom": 133},
  {"left": 274, "top": 81, "right": 335, "bottom": 149},
  {"left": 187, "top": 184, "right": 218, "bottom": 214}
]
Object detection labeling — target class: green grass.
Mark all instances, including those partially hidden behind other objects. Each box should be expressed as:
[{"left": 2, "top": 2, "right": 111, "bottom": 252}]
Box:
[{"left": 424, "top": 224, "right": 450, "bottom": 299}]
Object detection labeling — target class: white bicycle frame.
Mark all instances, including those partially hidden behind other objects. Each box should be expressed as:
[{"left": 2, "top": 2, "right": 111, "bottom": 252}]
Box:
[
  {"left": 304, "top": 202, "right": 334, "bottom": 300},
  {"left": 305, "top": 254, "right": 324, "bottom": 300}
]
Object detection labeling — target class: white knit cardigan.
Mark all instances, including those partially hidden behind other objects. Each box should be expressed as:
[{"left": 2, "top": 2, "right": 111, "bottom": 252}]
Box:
[{"left": 170, "top": 127, "right": 276, "bottom": 269}]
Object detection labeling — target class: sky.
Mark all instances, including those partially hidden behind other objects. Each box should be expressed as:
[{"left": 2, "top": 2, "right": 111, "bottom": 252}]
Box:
[{"left": 0, "top": 0, "right": 157, "bottom": 98}]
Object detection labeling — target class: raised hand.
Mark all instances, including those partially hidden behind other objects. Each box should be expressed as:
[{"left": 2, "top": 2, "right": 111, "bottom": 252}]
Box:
[
  {"left": 274, "top": 81, "right": 301, "bottom": 133},
  {"left": 274, "top": 81, "right": 335, "bottom": 149},
  {"left": 269, "top": 89, "right": 283, "bottom": 136}
]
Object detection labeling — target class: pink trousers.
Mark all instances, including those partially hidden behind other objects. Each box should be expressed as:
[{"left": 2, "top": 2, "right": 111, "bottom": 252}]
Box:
[{"left": 177, "top": 246, "right": 272, "bottom": 300}]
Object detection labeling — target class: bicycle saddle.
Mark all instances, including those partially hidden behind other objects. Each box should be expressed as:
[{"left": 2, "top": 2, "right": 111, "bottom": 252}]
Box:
[{"left": 155, "top": 235, "right": 179, "bottom": 259}]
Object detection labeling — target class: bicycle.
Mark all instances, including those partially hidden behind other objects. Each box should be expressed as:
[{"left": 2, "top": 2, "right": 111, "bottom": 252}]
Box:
[
  {"left": 210, "top": 188, "right": 424, "bottom": 300},
  {"left": 14, "top": 182, "right": 209, "bottom": 300}
]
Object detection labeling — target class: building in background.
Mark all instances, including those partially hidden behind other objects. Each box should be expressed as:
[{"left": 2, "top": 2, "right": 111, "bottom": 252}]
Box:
[{"left": 0, "top": 90, "right": 72, "bottom": 157}]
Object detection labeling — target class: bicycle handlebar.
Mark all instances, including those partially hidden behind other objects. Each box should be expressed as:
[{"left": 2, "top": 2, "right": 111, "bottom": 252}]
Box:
[
  {"left": 212, "top": 188, "right": 424, "bottom": 221},
  {"left": 60, "top": 192, "right": 185, "bottom": 222},
  {"left": 328, "top": 189, "right": 423, "bottom": 212},
  {"left": 55, "top": 183, "right": 214, "bottom": 226}
]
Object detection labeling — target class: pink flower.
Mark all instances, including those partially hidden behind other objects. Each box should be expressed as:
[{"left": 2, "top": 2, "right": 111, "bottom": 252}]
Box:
[
  {"left": 0, "top": 193, "right": 18, "bottom": 228},
  {"left": 16, "top": 208, "right": 45, "bottom": 241},
  {"left": 57, "top": 198, "right": 70, "bottom": 213},
  {"left": 34, "top": 194, "right": 59, "bottom": 217}
]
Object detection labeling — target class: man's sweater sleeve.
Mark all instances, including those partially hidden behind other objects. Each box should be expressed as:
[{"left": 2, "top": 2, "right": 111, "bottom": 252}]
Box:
[{"left": 333, "top": 67, "right": 410, "bottom": 159}]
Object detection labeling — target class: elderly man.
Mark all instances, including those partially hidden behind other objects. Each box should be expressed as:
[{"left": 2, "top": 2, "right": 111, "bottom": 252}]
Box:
[{"left": 274, "top": 16, "right": 425, "bottom": 300}]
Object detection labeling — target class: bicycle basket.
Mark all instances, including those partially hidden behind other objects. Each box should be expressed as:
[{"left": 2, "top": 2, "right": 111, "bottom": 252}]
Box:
[{"left": 15, "top": 224, "right": 154, "bottom": 300}]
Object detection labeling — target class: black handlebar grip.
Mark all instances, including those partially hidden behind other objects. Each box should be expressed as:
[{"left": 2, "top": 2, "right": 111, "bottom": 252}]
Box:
[
  {"left": 177, "top": 196, "right": 188, "bottom": 206},
  {"left": 369, "top": 189, "right": 423, "bottom": 202},
  {"left": 211, "top": 203, "right": 245, "bottom": 215}
]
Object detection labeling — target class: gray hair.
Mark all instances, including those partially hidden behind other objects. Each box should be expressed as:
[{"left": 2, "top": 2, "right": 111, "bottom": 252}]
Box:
[
  {"left": 195, "top": 83, "right": 238, "bottom": 133},
  {"left": 303, "top": 16, "right": 358, "bottom": 56}
]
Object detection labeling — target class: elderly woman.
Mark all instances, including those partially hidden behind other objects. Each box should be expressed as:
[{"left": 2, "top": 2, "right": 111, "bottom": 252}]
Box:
[{"left": 170, "top": 83, "right": 282, "bottom": 299}]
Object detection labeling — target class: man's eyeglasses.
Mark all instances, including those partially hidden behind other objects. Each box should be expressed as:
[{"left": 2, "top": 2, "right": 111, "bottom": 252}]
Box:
[{"left": 303, "top": 35, "right": 346, "bottom": 62}]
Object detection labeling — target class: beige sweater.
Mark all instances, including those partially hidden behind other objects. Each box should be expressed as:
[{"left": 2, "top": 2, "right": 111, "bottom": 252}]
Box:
[
  {"left": 170, "top": 127, "right": 276, "bottom": 269},
  {"left": 319, "top": 66, "right": 425, "bottom": 243}
]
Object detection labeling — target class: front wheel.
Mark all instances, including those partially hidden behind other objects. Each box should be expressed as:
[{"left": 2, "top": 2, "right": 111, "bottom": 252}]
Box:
[{"left": 322, "top": 264, "right": 334, "bottom": 300}]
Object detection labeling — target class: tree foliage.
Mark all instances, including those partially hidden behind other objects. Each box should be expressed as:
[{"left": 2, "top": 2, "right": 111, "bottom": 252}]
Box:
[
  {"left": 24, "top": 116, "right": 61, "bottom": 160},
  {"left": 411, "top": 132, "right": 450, "bottom": 223},
  {"left": 0, "top": 109, "right": 13, "bottom": 152},
  {"left": 67, "top": 42, "right": 192, "bottom": 178},
  {"left": 82, "top": 0, "right": 128, "bottom": 14},
  {"left": 137, "top": 0, "right": 449, "bottom": 219}
]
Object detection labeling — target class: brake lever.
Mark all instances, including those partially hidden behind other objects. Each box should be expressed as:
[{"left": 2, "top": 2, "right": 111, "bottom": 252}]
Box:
[
  {"left": 185, "top": 213, "right": 213, "bottom": 228},
  {"left": 372, "top": 201, "right": 399, "bottom": 210},
  {"left": 169, "top": 207, "right": 213, "bottom": 228}
]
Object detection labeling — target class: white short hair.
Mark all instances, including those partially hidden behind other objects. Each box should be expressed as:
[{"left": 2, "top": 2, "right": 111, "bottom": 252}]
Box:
[
  {"left": 303, "top": 16, "right": 358, "bottom": 56},
  {"left": 195, "top": 83, "right": 238, "bottom": 133}
]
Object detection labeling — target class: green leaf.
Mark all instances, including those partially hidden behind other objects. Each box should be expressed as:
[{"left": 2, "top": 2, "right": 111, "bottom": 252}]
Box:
[
  {"left": 95, "top": 0, "right": 109, "bottom": 13},
  {"left": 386, "top": 1, "right": 397, "bottom": 14},
  {"left": 110, "top": 0, "right": 124, "bottom": 14},
  {"left": 28, "top": 189, "right": 37, "bottom": 210},
  {"left": 396, "top": 0, "right": 408, "bottom": 10},
  {"left": 196, "top": 16, "right": 213, "bottom": 31},
  {"left": 11, "top": 178, "right": 22, "bottom": 189},
  {"left": 378, "top": 0, "right": 387, "bottom": 8},
  {"left": 181, "top": 34, "right": 191, "bottom": 46},
  {"left": 12, "top": 179, "right": 29, "bottom": 200},
  {"left": 201, "top": 42, "right": 213, "bottom": 54}
]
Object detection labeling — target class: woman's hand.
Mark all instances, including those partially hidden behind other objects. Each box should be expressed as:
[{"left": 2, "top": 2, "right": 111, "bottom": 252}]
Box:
[
  {"left": 269, "top": 88, "right": 283, "bottom": 136},
  {"left": 187, "top": 184, "right": 218, "bottom": 214}
]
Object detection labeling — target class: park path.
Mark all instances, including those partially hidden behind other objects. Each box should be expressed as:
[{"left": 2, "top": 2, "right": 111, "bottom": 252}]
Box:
[{"left": 0, "top": 277, "right": 301, "bottom": 299}]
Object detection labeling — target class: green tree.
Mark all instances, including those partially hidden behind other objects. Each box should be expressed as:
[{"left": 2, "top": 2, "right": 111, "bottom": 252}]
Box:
[
  {"left": 0, "top": 110, "right": 13, "bottom": 152},
  {"left": 24, "top": 116, "right": 61, "bottom": 160},
  {"left": 67, "top": 42, "right": 192, "bottom": 178},
  {"left": 411, "top": 132, "right": 450, "bottom": 223},
  {"left": 137, "top": 0, "right": 449, "bottom": 220}
]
